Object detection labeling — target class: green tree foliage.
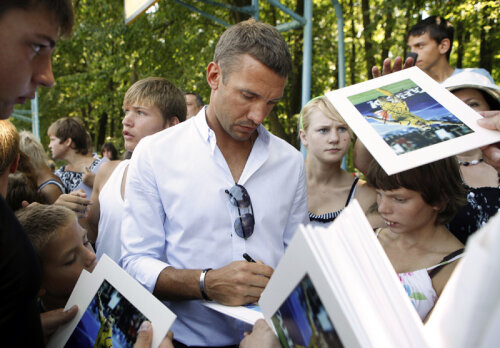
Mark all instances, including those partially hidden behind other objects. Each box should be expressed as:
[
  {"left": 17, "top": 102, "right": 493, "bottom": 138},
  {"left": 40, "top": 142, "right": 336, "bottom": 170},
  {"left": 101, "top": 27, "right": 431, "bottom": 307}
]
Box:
[{"left": 19, "top": 0, "right": 497, "bottom": 157}]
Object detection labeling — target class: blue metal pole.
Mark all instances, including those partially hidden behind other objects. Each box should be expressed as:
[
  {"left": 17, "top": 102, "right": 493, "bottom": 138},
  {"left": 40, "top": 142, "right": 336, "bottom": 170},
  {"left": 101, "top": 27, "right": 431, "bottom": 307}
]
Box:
[
  {"left": 332, "top": 0, "right": 345, "bottom": 88},
  {"left": 31, "top": 92, "right": 40, "bottom": 140},
  {"left": 252, "top": 0, "right": 259, "bottom": 20},
  {"left": 300, "top": 0, "right": 312, "bottom": 157}
]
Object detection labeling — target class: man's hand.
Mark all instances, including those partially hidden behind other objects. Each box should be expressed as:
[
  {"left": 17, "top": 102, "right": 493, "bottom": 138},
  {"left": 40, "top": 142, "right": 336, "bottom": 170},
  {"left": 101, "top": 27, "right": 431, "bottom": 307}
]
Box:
[
  {"left": 41, "top": 305, "right": 78, "bottom": 343},
  {"left": 371, "top": 56, "right": 415, "bottom": 78},
  {"left": 54, "top": 189, "right": 92, "bottom": 218},
  {"left": 133, "top": 321, "right": 174, "bottom": 348},
  {"left": 240, "top": 319, "right": 280, "bottom": 348},
  {"left": 205, "top": 261, "right": 274, "bottom": 306},
  {"left": 478, "top": 110, "right": 500, "bottom": 172}
]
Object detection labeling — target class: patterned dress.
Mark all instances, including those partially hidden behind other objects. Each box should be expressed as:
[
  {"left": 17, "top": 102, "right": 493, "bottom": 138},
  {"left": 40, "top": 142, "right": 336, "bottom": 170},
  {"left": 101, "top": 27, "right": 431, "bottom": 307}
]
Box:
[{"left": 55, "top": 158, "right": 101, "bottom": 193}]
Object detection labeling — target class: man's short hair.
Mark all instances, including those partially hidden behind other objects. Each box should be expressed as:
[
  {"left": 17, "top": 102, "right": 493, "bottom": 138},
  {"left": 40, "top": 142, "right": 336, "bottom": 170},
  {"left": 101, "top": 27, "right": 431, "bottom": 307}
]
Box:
[
  {"left": 408, "top": 15, "right": 454, "bottom": 61},
  {"left": 123, "top": 77, "right": 187, "bottom": 123},
  {"left": 366, "top": 157, "right": 466, "bottom": 225},
  {"left": 47, "top": 117, "right": 92, "bottom": 155},
  {"left": 0, "top": 0, "right": 74, "bottom": 37},
  {"left": 0, "top": 120, "right": 20, "bottom": 174},
  {"left": 214, "top": 18, "right": 292, "bottom": 81},
  {"left": 185, "top": 92, "right": 204, "bottom": 108},
  {"left": 16, "top": 204, "right": 75, "bottom": 257}
]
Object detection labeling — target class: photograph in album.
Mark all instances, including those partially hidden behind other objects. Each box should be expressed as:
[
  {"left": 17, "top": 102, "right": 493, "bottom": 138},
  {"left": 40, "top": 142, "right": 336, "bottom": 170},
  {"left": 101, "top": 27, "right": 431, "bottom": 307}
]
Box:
[
  {"left": 47, "top": 255, "right": 176, "bottom": 348},
  {"left": 64, "top": 280, "right": 148, "bottom": 347},
  {"left": 271, "top": 274, "right": 343, "bottom": 348},
  {"left": 347, "top": 78, "right": 472, "bottom": 155},
  {"left": 325, "top": 66, "right": 500, "bottom": 175}
]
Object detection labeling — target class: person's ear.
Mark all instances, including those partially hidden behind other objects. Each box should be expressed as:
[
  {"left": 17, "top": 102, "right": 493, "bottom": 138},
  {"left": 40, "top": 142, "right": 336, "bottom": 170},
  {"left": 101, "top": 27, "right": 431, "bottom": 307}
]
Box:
[
  {"left": 299, "top": 129, "right": 308, "bottom": 147},
  {"left": 438, "top": 38, "right": 451, "bottom": 55},
  {"left": 165, "top": 117, "right": 180, "bottom": 128},
  {"left": 206, "top": 62, "right": 221, "bottom": 90},
  {"left": 9, "top": 153, "right": 19, "bottom": 173},
  {"left": 63, "top": 137, "right": 72, "bottom": 147}
]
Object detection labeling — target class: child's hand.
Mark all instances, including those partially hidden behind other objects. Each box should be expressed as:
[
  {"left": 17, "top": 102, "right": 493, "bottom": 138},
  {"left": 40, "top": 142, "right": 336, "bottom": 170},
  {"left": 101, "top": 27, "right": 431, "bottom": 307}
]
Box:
[
  {"left": 133, "top": 321, "right": 174, "bottom": 348},
  {"left": 41, "top": 305, "right": 78, "bottom": 343},
  {"left": 478, "top": 110, "right": 500, "bottom": 172},
  {"left": 240, "top": 319, "right": 280, "bottom": 348},
  {"left": 54, "top": 190, "right": 92, "bottom": 218}
]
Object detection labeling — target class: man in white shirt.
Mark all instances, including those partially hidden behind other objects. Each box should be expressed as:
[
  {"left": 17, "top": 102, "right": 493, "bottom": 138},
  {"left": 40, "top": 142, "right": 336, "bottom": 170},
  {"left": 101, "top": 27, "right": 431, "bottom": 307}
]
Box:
[{"left": 121, "top": 19, "right": 308, "bottom": 347}]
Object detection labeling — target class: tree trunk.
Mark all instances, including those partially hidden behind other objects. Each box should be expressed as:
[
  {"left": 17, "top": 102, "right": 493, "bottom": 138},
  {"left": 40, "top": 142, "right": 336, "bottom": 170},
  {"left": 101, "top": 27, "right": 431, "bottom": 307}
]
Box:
[
  {"left": 97, "top": 112, "right": 108, "bottom": 151},
  {"left": 361, "top": 0, "right": 376, "bottom": 79},
  {"left": 228, "top": 0, "right": 252, "bottom": 23},
  {"left": 479, "top": 5, "right": 497, "bottom": 73},
  {"left": 349, "top": 0, "right": 356, "bottom": 85},
  {"left": 402, "top": 6, "right": 413, "bottom": 60},
  {"left": 455, "top": 20, "right": 464, "bottom": 69},
  {"left": 381, "top": 10, "right": 393, "bottom": 65}
]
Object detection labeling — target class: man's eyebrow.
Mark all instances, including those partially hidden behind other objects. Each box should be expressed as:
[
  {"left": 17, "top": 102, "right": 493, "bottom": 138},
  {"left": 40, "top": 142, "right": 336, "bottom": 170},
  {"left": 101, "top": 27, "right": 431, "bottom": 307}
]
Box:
[{"left": 240, "top": 89, "right": 283, "bottom": 103}]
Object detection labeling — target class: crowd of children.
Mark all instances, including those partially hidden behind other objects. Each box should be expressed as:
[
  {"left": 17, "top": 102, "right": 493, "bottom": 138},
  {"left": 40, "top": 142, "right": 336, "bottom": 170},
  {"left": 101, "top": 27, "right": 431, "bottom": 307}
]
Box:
[{"left": 1, "top": 1, "right": 500, "bottom": 347}]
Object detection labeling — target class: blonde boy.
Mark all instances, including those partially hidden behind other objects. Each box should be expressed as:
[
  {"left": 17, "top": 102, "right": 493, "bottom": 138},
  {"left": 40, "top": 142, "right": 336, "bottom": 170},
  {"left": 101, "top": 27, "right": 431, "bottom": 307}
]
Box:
[
  {"left": 84, "top": 77, "right": 186, "bottom": 263},
  {"left": 16, "top": 204, "right": 97, "bottom": 311}
]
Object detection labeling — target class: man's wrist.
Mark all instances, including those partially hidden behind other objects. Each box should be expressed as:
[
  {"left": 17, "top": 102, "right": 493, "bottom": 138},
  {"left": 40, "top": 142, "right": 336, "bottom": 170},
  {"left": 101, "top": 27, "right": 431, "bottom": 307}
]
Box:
[{"left": 199, "top": 268, "right": 212, "bottom": 301}]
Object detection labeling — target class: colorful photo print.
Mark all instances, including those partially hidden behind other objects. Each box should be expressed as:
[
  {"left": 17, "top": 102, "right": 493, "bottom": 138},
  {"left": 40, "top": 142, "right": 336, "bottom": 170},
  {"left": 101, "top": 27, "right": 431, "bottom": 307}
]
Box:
[
  {"left": 271, "top": 274, "right": 343, "bottom": 348},
  {"left": 65, "top": 280, "right": 147, "bottom": 348},
  {"left": 347, "top": 79, "right": 473, "bottom": 155}
]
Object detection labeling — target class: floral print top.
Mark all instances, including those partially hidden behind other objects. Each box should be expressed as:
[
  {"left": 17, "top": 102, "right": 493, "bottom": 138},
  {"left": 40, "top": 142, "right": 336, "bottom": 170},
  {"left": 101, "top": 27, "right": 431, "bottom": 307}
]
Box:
[{"left": 376, "top": 229, "right": 464, "bottom": 320}]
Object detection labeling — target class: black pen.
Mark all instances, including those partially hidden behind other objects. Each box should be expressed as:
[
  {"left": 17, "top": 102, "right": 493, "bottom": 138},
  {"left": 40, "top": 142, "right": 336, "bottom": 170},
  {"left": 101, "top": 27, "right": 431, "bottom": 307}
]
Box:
[{"left": 243, "top": 253, "right": 256, "bottom": 263}]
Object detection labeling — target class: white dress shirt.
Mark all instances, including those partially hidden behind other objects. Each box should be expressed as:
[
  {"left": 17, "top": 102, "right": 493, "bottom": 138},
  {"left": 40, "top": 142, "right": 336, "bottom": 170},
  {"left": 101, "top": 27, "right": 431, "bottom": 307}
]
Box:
[{"left": 121, "top": 108, "right": 308, "bottom": 346}]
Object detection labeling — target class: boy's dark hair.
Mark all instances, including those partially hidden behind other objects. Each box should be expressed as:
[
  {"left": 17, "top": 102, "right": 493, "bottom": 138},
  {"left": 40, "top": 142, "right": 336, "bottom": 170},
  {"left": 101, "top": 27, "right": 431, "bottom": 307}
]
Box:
[
  {"left": 214, "top": 18, "right": 292, "bottom": 82},
  {"left": 185, "top": 92, "right": 204, "bottom": 108},
  {"left": 123, "top": 77, "right": 187, "bottom": 123},
  {"left": 479, "top": 90, "right": 500, "bottom": 111},
  {"left": 47, "top": 117, "right": 92, "bottom": 155},
  {"left": 366, "top": 157, "right": 466, "bottom": 225},
  {"left": 408, "top": 15, "right": 454, "bottom": 61},
  {"left": 0, "top": 0, "right": 74, "bottom": 37},
  {"left": 7, "top": 172, "right": 39, "bottom": 211}
]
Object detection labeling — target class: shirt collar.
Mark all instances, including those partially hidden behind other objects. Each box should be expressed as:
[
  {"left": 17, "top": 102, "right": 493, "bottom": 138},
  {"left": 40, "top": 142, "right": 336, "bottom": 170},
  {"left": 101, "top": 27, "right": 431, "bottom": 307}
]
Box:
[{"left": 193, "top": 107, "right": 271, "bottom": 154}]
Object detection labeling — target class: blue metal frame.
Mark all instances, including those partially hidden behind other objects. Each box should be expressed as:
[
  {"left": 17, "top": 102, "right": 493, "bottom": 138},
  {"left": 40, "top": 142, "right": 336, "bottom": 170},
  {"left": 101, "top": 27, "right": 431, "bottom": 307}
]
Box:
[{"left": 11, "top": 92, "right": 40, "bottom": 140}]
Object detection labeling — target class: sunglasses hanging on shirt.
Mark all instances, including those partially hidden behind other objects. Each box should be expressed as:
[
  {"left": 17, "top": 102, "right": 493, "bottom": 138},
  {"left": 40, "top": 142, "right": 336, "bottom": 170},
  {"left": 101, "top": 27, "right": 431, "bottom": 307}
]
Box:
[{"left": 225, "top": 184, "right": 255, "bottom": 239}]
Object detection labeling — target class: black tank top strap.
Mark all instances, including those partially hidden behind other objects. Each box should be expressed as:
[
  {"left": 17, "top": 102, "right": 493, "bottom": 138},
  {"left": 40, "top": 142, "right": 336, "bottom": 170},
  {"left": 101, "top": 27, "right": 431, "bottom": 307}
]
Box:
[
  {"left": 345, "top": 177, "right": 360, "bottom": 207},
  {"left": 428, "top": 248, "right": 465, "bottom": 278}
]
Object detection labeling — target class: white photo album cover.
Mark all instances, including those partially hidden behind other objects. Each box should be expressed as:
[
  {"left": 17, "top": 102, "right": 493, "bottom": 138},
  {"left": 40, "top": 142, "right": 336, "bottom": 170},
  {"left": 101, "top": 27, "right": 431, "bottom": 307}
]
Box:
[
  {"left": 258, "top": 200, "right": 428, "bottom": 348},
  {"left": 325, "top": 66, "right": 500, "bottom": 175},
  {"left": 47, "top": 254, "right": 176, "bottom": 348}
]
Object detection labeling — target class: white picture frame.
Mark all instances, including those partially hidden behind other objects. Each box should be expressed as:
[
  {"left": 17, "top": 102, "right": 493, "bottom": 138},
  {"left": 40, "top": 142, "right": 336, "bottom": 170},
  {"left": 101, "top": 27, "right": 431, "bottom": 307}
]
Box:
[
  {"left": 325, "top": 67, "right": 500, "bottom": 175},
  {"left": 47, "top": 254, "right": 175, "bottom": 348}
]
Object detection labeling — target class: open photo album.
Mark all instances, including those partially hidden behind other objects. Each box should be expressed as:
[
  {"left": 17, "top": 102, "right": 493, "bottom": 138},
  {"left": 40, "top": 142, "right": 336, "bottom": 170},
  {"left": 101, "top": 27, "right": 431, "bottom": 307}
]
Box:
[
  {"left": 325, "top": 66, "right": 500, "bottom": 175},
  {"left": 47, "top": 254, "right": 176, "bottom": 348},
  {"left": 205, "top": 200, "right": 429, "bottom": 347}
]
